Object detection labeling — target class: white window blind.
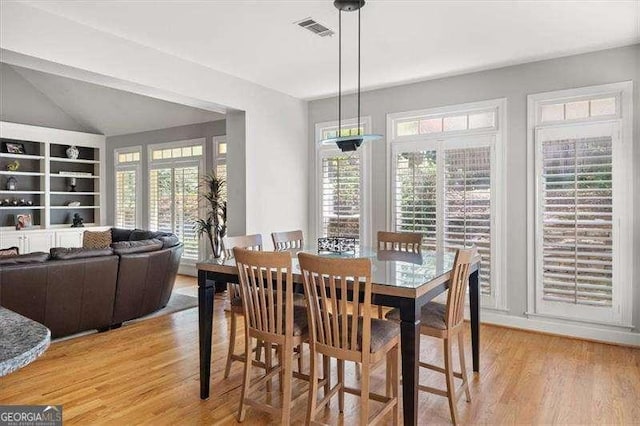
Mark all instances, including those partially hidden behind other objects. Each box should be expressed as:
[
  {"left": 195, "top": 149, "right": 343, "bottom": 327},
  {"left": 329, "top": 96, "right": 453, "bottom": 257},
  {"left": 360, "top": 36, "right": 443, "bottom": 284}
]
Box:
[
  {"left": 444, "top": 147, "right": 492, "bottom": 294},
  {"left": 541, "top": 136, "right": 613, "bottom": 306},
  {"left": 320, "top": 152, "right": 361, "bottom": 240},
  {"left": 114, "top": 147, "right": 141, "bottom": 229},
  {"left": 115, "top": 170, "right": 137, "bottom": 229}
]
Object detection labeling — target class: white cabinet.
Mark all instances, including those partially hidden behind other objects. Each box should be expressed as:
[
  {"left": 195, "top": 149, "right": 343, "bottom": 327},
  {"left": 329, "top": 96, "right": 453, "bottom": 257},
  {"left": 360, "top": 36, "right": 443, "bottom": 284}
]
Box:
[
  {"left": 55, "top": 230, "right": 84, "bottom": 248},
  {"left": 0, "top": 230, "right": 54, "bottom": 254}
]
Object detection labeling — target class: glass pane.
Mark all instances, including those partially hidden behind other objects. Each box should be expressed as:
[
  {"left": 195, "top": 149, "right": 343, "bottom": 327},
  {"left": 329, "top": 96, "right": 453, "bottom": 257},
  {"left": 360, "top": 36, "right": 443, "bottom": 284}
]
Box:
[
  {"left": 152, "top": 150, "right": 162, "bottom": 160},
  {"left": 118, "top": 153, "right": 127, "bottom": 163},
  {"left": 590, "top": 97, "right": 616, "bottom": 117},
  {"left": 323, "top": 129, "right": 337, "bottom": 139},
  {"left": 468, "top": 112, "right": 496, "bottom": 129},
  {"left": 565, "top": 101, "right": 589, "bottom": 120},
  {"left": 192, "top": 145, "right": 203, "bottom": 156},
  {"left": 419, "top": 118, "right": 442, "bottom": 134},
  {"left": 133, "top": 152, "right": 140, "bottom": 162},
  {"left": 443, "top": 115, "right": 467, "bottom": 132},
  {"left": 172, "top": 148, "right": 182, "bottom": 158},
  {"left": 321, "top": 154, "right": 360, "bottom": 240},
  {"left": 162, "top": 149, "right": 172, "bottom": 159},
  {"left": 218, "top": 143, "right": 227, "bottom": 155},
  {"left": 182, "top": 146, "right": 192, "bottom": 157},
  {"left": 397, "top": 120, "right": 419, "bottom": 136},
  {"left": 541, "top": 103, "right": 564, "bottom": 122}
]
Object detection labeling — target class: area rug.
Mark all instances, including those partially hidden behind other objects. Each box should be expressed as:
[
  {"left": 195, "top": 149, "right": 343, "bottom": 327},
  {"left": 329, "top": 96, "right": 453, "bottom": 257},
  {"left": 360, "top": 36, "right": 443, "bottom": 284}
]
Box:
[{"left": 127, "top": 289, "right": 198, "bottom": 324}]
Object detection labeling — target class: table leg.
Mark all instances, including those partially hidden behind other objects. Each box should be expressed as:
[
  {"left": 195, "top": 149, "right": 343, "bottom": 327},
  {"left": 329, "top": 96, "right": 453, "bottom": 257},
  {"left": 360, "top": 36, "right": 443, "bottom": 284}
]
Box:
[
  {"left": 198, "top": 270, "right": 215, "bottom": 399},
  {"left": 399, "top": 301, "right": 421, "bottom": 426},
  {"left": 469, "top": 269, "right": 480, "bottom": 372}
]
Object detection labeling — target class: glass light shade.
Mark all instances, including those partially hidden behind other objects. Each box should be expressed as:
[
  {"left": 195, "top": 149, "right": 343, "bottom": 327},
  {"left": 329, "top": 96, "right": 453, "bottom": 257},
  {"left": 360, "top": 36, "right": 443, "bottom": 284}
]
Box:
[{"left": 321, "top": 134, "right": 383, "bottom": 152}]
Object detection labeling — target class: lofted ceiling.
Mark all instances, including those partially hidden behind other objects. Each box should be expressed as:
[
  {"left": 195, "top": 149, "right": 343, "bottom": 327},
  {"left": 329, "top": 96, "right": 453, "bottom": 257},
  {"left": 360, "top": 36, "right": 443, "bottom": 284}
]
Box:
[
  {"left": 2, "top": 64, "right": 225, "bottom": 136},
  {"left": 19, "top": 0, "right": 640, "bottom": 100}
]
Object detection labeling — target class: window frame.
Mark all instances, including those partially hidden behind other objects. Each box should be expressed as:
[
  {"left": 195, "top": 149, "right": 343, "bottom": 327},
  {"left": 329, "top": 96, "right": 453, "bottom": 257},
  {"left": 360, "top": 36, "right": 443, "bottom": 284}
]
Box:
[
  {"left": 526, "top": 81, "right": 634, "bottom": 328},
  {"left": 314, "top": 117, "right": 372, "bottom": 247},
  {"left": 113, "top": 145, "right": 142, "bottom": 229},
  {"left": 147, "top": 138, "right": 205, "bottom": 265},
  {"left": 387, "top": 99, "right": 507, "bottom": 310}
]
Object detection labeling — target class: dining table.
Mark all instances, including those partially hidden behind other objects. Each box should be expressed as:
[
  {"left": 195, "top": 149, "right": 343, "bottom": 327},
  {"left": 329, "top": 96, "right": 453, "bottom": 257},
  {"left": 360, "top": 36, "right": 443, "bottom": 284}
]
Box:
[{"left": 196, "top": 246, "right": 481, "bottom": 426}]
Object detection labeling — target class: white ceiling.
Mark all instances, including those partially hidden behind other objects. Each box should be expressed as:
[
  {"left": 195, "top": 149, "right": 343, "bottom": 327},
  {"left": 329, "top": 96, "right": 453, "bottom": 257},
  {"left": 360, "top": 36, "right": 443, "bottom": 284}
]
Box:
[
  {"left": 21, "top": 0, "right": 640, "bottom": 100},
  {"left": 7, "top": 64, "right": 225, "bottom": 136}
]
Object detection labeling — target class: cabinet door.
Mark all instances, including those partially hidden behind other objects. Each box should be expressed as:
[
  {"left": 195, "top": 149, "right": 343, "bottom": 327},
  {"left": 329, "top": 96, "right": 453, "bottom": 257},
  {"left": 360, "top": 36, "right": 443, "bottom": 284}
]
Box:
[
  {"left": 56, "top": 230, "right": 84, "bottom": 248},
  {"left": 23, "top": 232, "right": 54, "bottom": 253},
  {"left": 0, "top": 232, "right": 24, "bottom": 253}
]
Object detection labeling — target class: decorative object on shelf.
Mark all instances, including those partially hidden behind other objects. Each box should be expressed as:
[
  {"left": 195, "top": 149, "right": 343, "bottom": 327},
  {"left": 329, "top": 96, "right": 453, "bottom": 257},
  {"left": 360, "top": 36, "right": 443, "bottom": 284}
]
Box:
[
  {"left": 71, "top": 213, "right": 84, "bottom": 228},
  {"left": 195, "top": 171, "right": 227, "bottom": 259},
  {"left": 67, "top": 201, "right": 81, "bottom": 207},
  {"left": 320, "top": 0, "right": 382, "bottom": 152},
  {"left": 11, "top": 199, "right": 18, "bottom": 206},
  {"left": 15, "top": 213, "right": 32, "bottom": 230},
  {"left": 66, "top": 145, "right": 79, "bottom": 160},
  {"left": 26, "top": 200, "right": 33, "bottom": 206},
  {"left": 67, "top": 177, "right": 77, "bottom": 192},
  {"left": 6, "top": 160, "right": 20, "bottom": 171},
  {"left": 1, "top": 199, "right": 9, "bottom": 206},
  {"left": 6, "top": 176, "right": 17, "bottom": 191},
  {"left": 2, "top": 142, "right": 26, "bottom": 154},
  {"left": 18, "top": 199, "right": 26, "bottom": 206},
  {"left": 317, "top": 237, "right": 357, "bottom": 254},
  {"left": 59, "top": 171, "right": 92, "bottom": 177}
]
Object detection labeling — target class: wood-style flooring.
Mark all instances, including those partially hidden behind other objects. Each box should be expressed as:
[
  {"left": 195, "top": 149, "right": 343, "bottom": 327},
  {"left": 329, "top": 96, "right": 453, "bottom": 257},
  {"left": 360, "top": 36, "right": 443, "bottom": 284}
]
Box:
[{"left": 1, "top": 275, "right": 639, "bottom": 425}]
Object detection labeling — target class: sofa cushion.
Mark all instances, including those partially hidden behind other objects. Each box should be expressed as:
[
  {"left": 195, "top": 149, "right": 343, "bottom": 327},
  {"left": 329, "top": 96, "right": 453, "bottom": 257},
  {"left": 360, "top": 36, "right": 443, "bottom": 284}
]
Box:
[
  {"left": 83, "top": 229, "right": 112, "bottom": 249},
  {"left": 111, "top": 239, "right": 163, "bottom": 255},
  {"left": 0, "top": 252, "right": 49, "bottom": 265},
  {"left": 111, "top": 228, "right": 134, "bottom": 242},
  {"left": 0, "top": 246, "right": 19, "bottom": 257},
  {"left": 50, "top": 247, "right": 114, "bottom": 260},
  {"left": 158, "top": 235, "right": 180, "bottom": 249}
]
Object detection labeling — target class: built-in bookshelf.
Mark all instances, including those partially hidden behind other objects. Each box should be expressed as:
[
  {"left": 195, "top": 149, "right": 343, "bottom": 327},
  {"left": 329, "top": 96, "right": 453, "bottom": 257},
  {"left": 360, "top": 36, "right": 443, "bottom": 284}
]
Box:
[{"left": 0, "top": 122, "right": 106, "bottom": 230}]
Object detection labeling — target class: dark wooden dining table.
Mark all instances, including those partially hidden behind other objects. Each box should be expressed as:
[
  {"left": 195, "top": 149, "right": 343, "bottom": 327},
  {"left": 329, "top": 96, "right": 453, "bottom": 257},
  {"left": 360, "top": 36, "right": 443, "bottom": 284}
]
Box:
[{"left": 196, "top": 247, "right": 481, "bottom": 426}]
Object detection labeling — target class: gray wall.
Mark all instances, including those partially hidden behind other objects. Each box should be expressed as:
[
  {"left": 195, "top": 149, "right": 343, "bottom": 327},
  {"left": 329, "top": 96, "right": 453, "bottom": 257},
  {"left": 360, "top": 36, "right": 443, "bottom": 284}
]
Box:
[
  {"left": 308, "top": 45, "right": 640, "bottom": 331},
  {"left": 0, "top": 62, "right": 89, "bottom": 132},
  {"left": 105, "top": 120, "right": 226, "bottom": 227}
]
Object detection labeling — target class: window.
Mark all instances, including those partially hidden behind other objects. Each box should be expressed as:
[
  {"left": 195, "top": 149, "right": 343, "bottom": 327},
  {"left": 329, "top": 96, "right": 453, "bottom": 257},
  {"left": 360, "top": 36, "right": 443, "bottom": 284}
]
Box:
[
  {"left": 114, "top": 146, "right": 141, "bottom": 228},
  {"left": 528, "top": 83, "right": 633, "bottom": 326},
  {"left": 315, "top": 118, "right": 371, "bottom": 244},
  {"left": 148, "top": 139, "right": 204, "bottom": 262},
  {"left": 389, "top": 100, "right": 506, "bottom": 309},
  {"left": 213, "top": 136, "right": 227, "bottom": 182}
]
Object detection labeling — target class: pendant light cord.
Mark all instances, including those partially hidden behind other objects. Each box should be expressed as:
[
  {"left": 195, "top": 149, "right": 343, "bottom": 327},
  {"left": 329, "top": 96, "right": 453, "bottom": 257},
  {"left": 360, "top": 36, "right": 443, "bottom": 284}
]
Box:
[
  {"left": 358, "top": 6, "right": 361, "bottom": 136},
  {"left": 338, "top": 9, "right": 342, "bottom": 138}
]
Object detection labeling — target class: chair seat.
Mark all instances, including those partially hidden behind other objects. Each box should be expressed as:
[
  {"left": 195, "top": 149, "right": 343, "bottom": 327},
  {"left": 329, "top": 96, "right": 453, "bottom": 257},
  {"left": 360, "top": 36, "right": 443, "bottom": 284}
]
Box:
[
  {"left": 385, "top": 301, "right": 447, "bottom": 330},
  {"left": 335, "top": 315, "right": 400, "bottom": 353},
  {"left": 230, "top": 292, "right": 306, "bottom": 312}
]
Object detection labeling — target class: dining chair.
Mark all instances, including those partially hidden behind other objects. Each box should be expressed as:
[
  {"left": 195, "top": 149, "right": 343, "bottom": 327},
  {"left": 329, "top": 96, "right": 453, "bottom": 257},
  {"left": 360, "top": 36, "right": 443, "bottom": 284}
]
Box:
[
  {"left": 386, "top": 247, "right": 476, "bottom": 425},
  {"left": 234, "top": 248, "right": 309, "bottom": 424},
  {"left": 375, "top": 231, "right": 423, "bottom": 318},
  {"left": 298, "top": 252, "right": 400, "bottom": 426},
  {"left": 221, "top": 234, "right": 264, "bottom": 379},
  {"left": 271, "top": 229, "right": 304, "bottom": 251}
]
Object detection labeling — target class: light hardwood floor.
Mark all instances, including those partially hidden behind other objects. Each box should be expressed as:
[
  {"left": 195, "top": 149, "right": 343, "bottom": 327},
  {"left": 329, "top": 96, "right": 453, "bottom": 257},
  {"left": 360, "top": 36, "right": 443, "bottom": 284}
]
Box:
[{"left": 1, "top": 275, "right": 639, "bottom": 425}]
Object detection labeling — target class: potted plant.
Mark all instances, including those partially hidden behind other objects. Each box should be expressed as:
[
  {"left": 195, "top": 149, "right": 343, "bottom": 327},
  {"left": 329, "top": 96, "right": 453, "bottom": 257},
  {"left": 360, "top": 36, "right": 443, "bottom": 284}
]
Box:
[{"left": 195, "top": 172, "right": 227, "bottom": 258}]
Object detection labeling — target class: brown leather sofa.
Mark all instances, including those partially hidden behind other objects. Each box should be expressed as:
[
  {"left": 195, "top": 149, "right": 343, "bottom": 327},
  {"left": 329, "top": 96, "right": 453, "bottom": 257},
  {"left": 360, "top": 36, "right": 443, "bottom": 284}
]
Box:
[{"left": 0, "top": 228, "right": 183, "bottom": 338}]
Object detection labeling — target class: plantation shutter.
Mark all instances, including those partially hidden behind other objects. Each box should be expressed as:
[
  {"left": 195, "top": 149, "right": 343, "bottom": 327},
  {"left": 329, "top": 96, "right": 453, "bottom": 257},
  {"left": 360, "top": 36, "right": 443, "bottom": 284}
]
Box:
[
  {"left": 149, "top": 168, "right": 173, "bottom": 234},
  {"left": 174, "top": 166, "right": 200, "bottom": 260},
  {"left": 115, "top": 169, "right": 137, "bottom": 228},
  {"left": 320, "top": 152, "right": 360, "bottom": 240},
  {"left": 444, "top": 147, "right": 492, "bottom": 295},
  {"left": 540, "top": 136, "right": 613, "bottom": 306},
  {"left": 393, "top": 150, "right": 438, "bottom": 250}
]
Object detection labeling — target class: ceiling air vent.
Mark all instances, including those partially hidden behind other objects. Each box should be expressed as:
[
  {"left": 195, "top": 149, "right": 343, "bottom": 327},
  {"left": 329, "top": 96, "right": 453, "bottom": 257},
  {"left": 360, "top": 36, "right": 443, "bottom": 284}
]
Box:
[{"left": 295, "top": 17, "right": 334, "bottom": 37}]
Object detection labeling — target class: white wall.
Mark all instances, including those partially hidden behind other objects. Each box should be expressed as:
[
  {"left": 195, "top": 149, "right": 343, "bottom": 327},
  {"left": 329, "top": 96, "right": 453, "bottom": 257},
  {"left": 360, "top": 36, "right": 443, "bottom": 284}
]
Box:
[
  {"left": 308, "top": 45, "right": 640, "bottom": 344},
  {"left": 0, "top": 1, "right": 309, "bottom": 245}
]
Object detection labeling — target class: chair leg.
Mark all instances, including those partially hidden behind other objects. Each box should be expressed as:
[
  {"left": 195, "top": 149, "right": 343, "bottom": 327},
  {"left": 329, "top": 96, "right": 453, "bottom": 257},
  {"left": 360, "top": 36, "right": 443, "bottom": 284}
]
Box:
[
  {"left": 237, "top": 334, "right": 252, "bottom": 422},
  {"left": 307, "top": 351, "right": 319, "bottom": 424},
  {"left": 386, "top": 351, "right": 392, "bottom": 397},
  {"left": 224, "top": 312, "right": 237, "bottom": 379},
  {"left": 360, "top": 360, "right": 370, "bottom": 426},
  {"left": 393, "top": 345, "right": 400, "bottom": 425},
  {"left": 265, "top": 342, "right": 273, "bottom": 394},
  {"left": 338, "top": 359, "right": 345, "bottom": 413},
  {"left": 458, "top": 332, "right": 471, "bottom": 402},
  {"left": 378, "top": 305, "right": 384, "bottom": 319},
  {"left": 297, "top": 344, "right": 303, "bottom": 373},
  {"left": 281, "top": 344, "right": 293, "bottom": 425},
  {"left": 323, "top": 355, "right": 331, "bottom": 407},
  {"left": 443, "top": 338, "right": 459, "bottom": 425}
]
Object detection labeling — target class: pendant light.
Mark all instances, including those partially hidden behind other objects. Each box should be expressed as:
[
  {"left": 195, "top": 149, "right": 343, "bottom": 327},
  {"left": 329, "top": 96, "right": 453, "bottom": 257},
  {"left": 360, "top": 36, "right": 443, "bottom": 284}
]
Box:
[{"left": 321, "top": 0, "right": 382, "bottom": 152}]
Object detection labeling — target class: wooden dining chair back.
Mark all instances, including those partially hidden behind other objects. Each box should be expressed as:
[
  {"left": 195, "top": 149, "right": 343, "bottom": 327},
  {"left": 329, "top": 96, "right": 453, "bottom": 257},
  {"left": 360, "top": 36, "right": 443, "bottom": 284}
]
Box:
[
  {"left": 298, "top": 252, "right": 400, "bottom": 425},
  {"left": 234, "top": 248, "right": 304, "bottom": 424},
  {"left": 221, "top": 234, "right": 263, "bottom": 379},
  {"left": 377, "top": 231, "right": 423, "bottom": 252},
  {"left": 271, "top": 230, "right": 304, "bottom": 251},
  {"left": 445, "top": 248, "right": 475, "bottom": 331}
]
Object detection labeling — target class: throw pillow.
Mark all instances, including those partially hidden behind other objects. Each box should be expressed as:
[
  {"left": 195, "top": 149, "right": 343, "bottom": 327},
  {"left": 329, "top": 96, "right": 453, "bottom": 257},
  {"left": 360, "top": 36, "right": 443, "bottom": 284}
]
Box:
[
  {"left": 0, "top": 246, "right": 19, "bottom": 257},
  {"left": 83, "top": 229, "right": 112, "bottom": 249}
]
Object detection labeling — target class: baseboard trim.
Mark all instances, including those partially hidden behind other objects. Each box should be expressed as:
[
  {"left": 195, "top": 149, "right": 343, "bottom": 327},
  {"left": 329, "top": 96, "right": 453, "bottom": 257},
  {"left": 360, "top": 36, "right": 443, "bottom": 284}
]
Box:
[{"left": 478, "top": 310, "right": 640, "bottom": 347}]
